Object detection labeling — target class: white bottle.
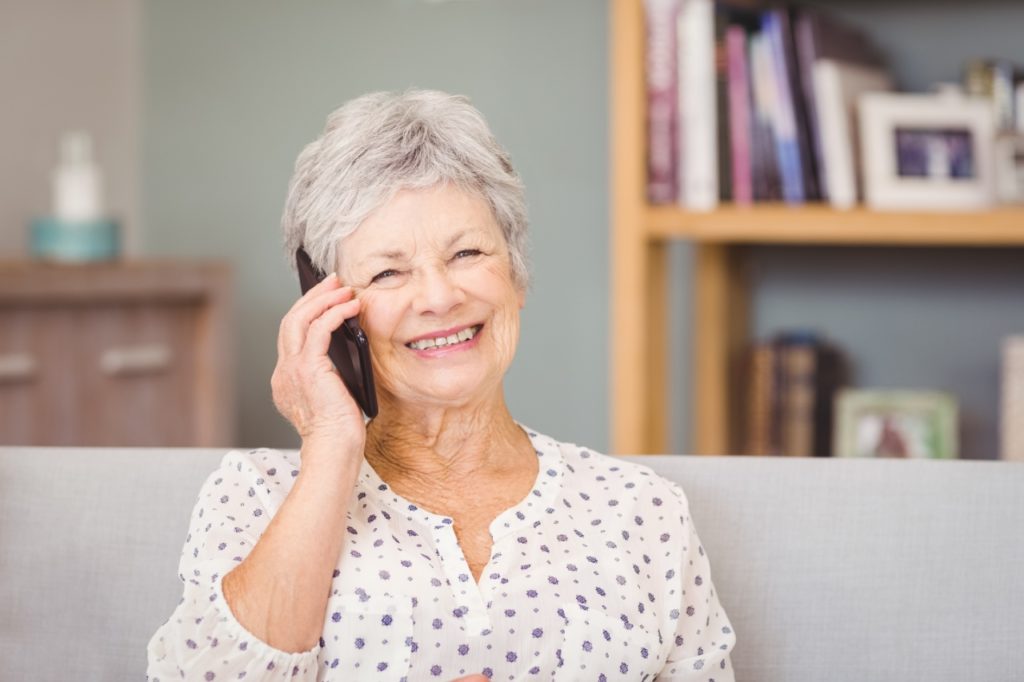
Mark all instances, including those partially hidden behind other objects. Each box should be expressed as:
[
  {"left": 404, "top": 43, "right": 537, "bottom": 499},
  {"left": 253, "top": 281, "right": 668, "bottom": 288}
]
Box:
[{"left": 53, "top": 131, "right": 104, "bottom": 222}]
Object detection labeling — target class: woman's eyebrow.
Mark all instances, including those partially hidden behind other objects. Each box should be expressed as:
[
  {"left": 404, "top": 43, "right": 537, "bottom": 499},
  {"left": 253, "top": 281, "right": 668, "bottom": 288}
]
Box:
[
  {"left": 363, "top": 229, "right": 477, "bottom": 263},
  {"left": 364, "top": 248, "right": 407, "bottom": 262},
  {"left": 444, "top": 229, "right": 468, "bottom": 249}
]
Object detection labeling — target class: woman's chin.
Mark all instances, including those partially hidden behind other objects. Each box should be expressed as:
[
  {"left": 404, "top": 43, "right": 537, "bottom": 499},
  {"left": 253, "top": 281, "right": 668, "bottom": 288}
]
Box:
[{"left": 387, "top": 377, "right": 499, "bottom": 411}]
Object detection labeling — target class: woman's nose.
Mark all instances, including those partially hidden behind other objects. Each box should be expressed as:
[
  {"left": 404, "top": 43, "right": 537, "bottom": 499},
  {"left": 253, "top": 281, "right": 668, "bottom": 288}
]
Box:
[{"left": 411, "top": 265, "right": 464, "bottom": 316}]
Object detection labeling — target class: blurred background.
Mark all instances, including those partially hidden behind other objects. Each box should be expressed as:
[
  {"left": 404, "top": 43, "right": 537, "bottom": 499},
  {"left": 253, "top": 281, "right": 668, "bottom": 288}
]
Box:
[{"left": 1, "top": 0, "right": 1023, "bottom": 458}]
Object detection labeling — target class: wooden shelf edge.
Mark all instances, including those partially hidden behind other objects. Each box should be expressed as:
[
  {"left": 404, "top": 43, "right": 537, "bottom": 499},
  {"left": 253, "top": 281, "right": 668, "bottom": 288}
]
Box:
[{"left": 647, "top": 204, "right": 1024, "bottom": 246}]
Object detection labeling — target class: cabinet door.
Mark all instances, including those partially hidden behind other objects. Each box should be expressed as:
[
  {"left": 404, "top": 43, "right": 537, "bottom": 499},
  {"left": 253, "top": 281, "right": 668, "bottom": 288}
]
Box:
[
  {"left": 0, "top": 302, "right": 200, "bottom": 446},
  {"left": 73, "top": 302, "right": 200, "bottom": 446},
  {"left": 0, "top": 307, "right": 79, "bottom": 444}
]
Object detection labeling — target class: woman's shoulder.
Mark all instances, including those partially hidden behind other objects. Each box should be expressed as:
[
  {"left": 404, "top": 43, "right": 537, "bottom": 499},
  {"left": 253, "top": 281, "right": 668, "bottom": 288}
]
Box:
[
  {"left": 205, "top": 447, "right": 303, "bottom": 491},
  {"left": 526, "top": 427, "right": 690, "bottom": 511}
]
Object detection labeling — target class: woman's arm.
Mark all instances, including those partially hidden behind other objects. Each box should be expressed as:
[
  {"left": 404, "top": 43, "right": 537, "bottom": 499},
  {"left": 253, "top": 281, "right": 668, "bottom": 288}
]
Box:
[
  {"left": 221, "top": 436, "right": 360, "bottom": 652},
  {"left": 148, "top": 275, "right": 369, "bottom": 679},
  {"left": 222, "top": 274, "right": 368, "bottom": 652},
  {"left": 146, "top": 449, "right": 333, "bottom": 681},
  {"left": 655, "top": 486, "right": 737, "bottom": 682}
]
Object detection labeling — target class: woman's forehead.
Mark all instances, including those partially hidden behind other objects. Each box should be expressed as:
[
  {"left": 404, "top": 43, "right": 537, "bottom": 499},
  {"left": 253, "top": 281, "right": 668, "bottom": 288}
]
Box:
[{"left": 345, "top": 188, "right": 499, "bottom": 249}]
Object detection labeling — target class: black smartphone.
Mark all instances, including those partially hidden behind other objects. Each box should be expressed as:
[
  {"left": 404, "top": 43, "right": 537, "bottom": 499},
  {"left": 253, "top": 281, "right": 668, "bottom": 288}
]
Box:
[{"left": 295, "top": 247, "right": 378, "bottom": 419}]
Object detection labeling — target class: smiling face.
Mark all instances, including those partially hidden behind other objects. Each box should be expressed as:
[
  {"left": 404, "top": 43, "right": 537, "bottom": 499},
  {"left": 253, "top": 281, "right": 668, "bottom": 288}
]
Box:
[{"left": 337, "top": 184, "right": 525, "bottom": 411}]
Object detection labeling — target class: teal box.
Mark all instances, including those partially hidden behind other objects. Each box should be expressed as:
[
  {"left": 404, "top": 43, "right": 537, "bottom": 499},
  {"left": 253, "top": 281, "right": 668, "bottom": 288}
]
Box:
[{"left": 30, "top": 217, "right": 120, "bottom": 262}]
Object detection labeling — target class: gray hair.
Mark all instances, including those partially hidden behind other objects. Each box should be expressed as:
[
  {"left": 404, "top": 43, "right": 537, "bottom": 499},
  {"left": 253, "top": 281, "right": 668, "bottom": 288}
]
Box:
[{"left": 281, "top": 89, "right": 530, "bottom": 288}]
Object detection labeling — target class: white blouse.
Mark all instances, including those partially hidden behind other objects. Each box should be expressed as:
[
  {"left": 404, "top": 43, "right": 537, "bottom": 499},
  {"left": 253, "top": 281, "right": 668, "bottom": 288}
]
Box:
[{"left": 147, "top": 428, "right": 735, "bottom": 681}]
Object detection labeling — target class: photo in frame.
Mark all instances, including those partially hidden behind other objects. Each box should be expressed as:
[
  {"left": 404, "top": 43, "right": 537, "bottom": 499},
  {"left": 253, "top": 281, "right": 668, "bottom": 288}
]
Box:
[
  {"left": 858, "top": 91, "right": 996, "bottom": 211},
  {"left": 834, "top": 389, "right": 958, "bottom": 459}
]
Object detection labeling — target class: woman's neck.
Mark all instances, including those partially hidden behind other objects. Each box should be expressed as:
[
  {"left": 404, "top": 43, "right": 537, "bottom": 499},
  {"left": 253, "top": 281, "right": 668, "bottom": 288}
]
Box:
[{"left": 364, "top": 391, "right": 533, "bottom": 489}]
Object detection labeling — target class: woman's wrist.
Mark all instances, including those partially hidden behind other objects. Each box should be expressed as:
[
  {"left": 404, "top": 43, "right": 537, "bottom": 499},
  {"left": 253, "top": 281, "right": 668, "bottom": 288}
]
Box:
[{"left": 298, "top": 432, "right": 364, "bottom": 482}]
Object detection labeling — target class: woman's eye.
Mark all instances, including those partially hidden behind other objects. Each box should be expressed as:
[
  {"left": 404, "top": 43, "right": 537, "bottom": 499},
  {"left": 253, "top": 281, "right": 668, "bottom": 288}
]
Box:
[
  {"left": 370, "top": 269, "right": 399, "bottom": 284},
  {"left": 454, "top": 249, "right": 483, "bottom": 259}
]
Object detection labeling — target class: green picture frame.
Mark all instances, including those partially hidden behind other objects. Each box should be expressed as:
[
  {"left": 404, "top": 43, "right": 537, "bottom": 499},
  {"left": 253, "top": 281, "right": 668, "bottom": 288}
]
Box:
[{"left": 834, "top": 389, "right": 959, "bottom": 459}]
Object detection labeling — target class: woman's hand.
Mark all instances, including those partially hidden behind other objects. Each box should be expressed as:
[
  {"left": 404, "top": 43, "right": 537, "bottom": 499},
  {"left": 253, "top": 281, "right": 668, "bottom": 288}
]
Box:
[{"left": 271, "top": 272, "right": 366, "bottom": 452}]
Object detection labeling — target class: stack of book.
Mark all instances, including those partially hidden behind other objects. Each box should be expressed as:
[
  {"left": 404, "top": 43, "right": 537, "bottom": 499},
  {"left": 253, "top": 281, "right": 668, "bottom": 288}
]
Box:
[
  {"left": 644, "top": 0, "right": 890, "bottom": 209},
  {"left": 744, "top": 331, "right": 846, "bottom": 457}
]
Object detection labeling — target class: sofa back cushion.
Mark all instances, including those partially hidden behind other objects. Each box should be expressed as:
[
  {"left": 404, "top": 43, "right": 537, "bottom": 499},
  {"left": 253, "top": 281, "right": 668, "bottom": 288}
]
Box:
[
  {"left": 1, "top": 447, "right": 1022, "bottom": 681},
  {"left": 0, "top": 447, "right": 223, "bottom": 680}
]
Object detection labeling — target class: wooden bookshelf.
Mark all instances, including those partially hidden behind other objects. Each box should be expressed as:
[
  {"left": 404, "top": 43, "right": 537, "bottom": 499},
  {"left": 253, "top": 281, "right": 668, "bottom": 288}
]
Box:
[
  {"left": 609, "top": 0, "right": 1024, "bottom": 455},
  {"left": 648, "top": 205, "right": 1024, "bottom": 245}
]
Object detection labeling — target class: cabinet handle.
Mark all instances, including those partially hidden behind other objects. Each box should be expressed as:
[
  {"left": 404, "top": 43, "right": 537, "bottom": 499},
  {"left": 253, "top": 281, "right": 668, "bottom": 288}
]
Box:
[
  {"left": 100, "top": 344, "right": 173, "bottom": 376},
  {"left": 0, "top": 352, "right": 37, "bottom": 384}
]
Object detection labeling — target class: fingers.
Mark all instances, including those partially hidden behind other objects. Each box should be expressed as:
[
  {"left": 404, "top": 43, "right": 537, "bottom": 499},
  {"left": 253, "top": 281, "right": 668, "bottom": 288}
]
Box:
[
  {"left": 279, "top": 276, "right": 358, "bottom": 356},
  {"left": 301, "top": 297, "right": 361, "bottom": 363}
]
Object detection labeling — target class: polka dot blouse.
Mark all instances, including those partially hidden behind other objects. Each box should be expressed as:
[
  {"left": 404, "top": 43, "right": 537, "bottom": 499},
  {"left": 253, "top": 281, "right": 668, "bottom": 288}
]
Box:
[{"left": 147, "top": 428, "right": 735, "bottom": 681}]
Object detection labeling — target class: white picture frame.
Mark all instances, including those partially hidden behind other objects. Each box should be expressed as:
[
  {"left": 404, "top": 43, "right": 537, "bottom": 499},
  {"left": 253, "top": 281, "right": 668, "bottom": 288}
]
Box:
[{"left": 858, "top": 91, "right": 996, "bottom": 211}]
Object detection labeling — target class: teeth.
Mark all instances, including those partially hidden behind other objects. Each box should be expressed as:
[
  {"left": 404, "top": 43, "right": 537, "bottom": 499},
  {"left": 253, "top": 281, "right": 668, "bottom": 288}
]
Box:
[{"left": 407, "top": 325, "right": 480, "bottom": 351}]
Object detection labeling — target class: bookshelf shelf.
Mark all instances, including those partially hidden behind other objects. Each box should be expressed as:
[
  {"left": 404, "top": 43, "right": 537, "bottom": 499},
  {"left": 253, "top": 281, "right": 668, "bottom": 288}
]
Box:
[
  {"left": 647, "top": 205, "right": 1024, "bottom": 245},
  {"left": 608, "top": 0, "right": 1024, "bottom": 456}
]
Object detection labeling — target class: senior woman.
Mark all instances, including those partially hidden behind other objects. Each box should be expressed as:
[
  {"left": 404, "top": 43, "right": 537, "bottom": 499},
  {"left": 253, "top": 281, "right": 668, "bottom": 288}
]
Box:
[{"left": 147, "top": 90, "right": 735, "bottom": 681}]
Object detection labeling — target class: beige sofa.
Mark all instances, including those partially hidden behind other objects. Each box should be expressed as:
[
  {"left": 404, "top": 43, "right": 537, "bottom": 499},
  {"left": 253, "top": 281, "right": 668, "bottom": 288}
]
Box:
[{"left": 1, "top": 446, "right": 1021, "bottom": 681}]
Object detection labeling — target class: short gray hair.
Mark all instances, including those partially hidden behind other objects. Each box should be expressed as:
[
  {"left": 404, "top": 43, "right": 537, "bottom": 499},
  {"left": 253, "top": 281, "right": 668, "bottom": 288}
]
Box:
[{"left": 281, "top": 89, "right": 530, "bottom": 287}]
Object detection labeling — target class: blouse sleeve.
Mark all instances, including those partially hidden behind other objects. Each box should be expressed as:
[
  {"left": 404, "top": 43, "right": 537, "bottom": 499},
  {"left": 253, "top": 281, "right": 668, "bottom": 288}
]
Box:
[
  {"left": 655, "top": 485, "right": 737, "bottom": 682},
  {"left": 146, "top": 450, "right": 321, "bottom": 682}
]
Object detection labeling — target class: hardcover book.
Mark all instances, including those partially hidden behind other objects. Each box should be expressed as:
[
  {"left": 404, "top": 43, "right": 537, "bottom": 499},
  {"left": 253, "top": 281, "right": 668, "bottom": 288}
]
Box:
[
  {"left": 745, "top": 332, "right": 845, "bottom": 457},
  {"left": 645, "top": 0, "right": 681, "bottom": 204},
  {"left": 679, "top": 0, "right": 718, "bottom": 209},
  {"left": 749, "top": 31, "right": 783, "bottom": 201},
  {"left": 762, "top": 9, "right": 814, "bottom": 203},
  {"left": 726, "top": 25, "right": 754, "bottom": 204},
  {"left": 813, "top": 60, "right": 892, "bottom": 209},
  {"left": 794, "top": 8, "right": 884, "bottom": 199}
]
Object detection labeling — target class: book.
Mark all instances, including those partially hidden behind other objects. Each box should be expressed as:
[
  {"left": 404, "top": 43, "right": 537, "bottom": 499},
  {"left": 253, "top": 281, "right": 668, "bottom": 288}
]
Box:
[
  {"left": 745, "top": 340, "right": 779, "bottom": 455},
  {"left": 745, "top": 332, "right": 846, "bottom": 457},
  {"left": 726, "top": 25, "right": 754, "bottom": 205},
  {"left": 777, "top": 332, "right": 845, "bottom": 457},
  {"left": 749, "top": 31, "right": 783, "bottom": 201},
  {"left": 813, "top": 60, "right": 892, "bottom": 209},
  {"left": 678, "top": 0, "right": 718, "bottom": 210},
  {"left": 713, "top": 4, "right": 761, "bottom": 204},
  {"left": 762, "top": 9, "right": 813, "bottom": 204},
  {"left": 1001, "top": 335, "right": 1024, "bottom": 461},
  {"left": 794, "top": 8, "right": 884, "bottom": 201},
  {"left": 645, "top": 0, "right": 681, "bottom": 204},
  {"left": 779, "top": 339, "right": 816, "bottom": 457}
]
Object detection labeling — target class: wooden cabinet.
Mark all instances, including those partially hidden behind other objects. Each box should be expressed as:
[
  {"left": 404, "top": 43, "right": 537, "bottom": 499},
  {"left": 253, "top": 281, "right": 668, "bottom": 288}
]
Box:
[
  {"left": 0, "top": 261, "right": 235, "bottom": 446},
  {"left": 609, "top": 0, "right": 1024, "bottom": 455}
]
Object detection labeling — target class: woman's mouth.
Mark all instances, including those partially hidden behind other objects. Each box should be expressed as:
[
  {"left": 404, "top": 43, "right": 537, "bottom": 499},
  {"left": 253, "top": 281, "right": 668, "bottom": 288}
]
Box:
[{"left": 405, "top": 324, "right": 483, "bottom": 351}]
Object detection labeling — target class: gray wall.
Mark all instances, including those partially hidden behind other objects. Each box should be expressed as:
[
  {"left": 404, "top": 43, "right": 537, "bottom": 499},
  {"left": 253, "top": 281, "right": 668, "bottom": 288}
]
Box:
[
  {"left": 1, "top": 0, "right": 141, "bottom": 257},
  {"left": 142, "top": 0, "right": 1024, "bottom": 457},
  {"left": 142, "top": 0, "right": 609, "bottom": 450}
]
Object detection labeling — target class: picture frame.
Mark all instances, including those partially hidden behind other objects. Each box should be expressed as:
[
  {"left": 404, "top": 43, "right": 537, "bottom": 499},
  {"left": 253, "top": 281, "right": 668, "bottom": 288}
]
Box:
[
  {"left": 858, "top": 90, "right": 996, "bottom": 211},
  {"left": 834, "top": 389, "right": 958, "bottom": 459}
]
